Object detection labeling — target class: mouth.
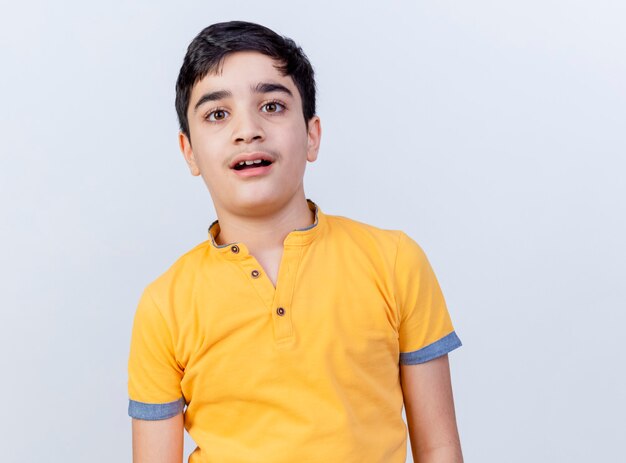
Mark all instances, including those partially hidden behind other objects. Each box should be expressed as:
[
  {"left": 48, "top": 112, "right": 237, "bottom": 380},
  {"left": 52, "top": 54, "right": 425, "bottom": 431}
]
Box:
[
  {"left": 232, "top": 159, "right": 273, "bottom": 171},
  {"left": 229, "top": 152, "right": 275, "bottom": 173}
]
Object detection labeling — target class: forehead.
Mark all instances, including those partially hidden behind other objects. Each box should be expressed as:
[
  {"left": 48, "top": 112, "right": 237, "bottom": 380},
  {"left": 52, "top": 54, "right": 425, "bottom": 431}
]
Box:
[{"left": 190, "top": 51, "right": 300, "bottom": 102}]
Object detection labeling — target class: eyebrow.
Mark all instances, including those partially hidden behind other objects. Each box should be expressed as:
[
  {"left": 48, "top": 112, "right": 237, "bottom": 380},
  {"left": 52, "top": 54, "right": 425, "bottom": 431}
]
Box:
[
  {"left": 253, "top": 82, "right": 293, "bottom": 97},
  {"left": 193, "top": 82, "right": 293, "bottom": 113},
  {"left": 193, "top": 90, "right": 232, "bottom": 113}
]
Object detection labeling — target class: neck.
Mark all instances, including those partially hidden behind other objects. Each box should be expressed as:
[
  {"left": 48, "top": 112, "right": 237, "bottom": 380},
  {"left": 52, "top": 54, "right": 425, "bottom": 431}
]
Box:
[{"left": 214, "top": 196, "right": 314, "bottom": 253}]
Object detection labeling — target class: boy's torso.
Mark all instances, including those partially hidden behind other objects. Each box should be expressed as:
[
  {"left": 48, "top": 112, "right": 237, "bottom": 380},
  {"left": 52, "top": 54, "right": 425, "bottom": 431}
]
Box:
[
  {"left": 130, "top": 201, "right": 462, "bottom": 462},
  {"left": 148, "top": 206, "right": 409, "bottom": 462}
]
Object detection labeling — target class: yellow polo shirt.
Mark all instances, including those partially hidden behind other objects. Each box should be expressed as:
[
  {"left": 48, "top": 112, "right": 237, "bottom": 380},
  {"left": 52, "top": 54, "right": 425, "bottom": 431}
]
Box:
[{"left": 128, "top": 201, "right": 461, "bottom": 463}]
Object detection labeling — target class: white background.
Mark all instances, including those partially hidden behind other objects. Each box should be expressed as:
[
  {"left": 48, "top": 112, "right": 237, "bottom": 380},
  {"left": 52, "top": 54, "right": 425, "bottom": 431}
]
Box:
[{"left": 1, "top": 1, "right": 625, "bottom": 461}]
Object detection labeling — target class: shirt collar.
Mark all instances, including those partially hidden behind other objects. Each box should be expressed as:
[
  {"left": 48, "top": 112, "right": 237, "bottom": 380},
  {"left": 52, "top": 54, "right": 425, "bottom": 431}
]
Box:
[{"left": 207, "top": 199, "right": 325, "bottom": 256}]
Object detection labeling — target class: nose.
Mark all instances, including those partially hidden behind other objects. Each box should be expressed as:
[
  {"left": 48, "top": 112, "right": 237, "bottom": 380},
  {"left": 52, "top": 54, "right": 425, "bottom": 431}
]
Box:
[{"left": 232, "top": 110, "right": 265, "bottom": 144}]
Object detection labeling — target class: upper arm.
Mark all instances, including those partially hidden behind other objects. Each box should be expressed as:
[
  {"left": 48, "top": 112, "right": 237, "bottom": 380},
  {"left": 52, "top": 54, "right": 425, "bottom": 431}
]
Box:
[
  {"left": 132, "top": 414, "right": 184, "bottom": 463},
  {"left": 128, "top": 288, "right": 184, "bottom": 408},
  {"left": 400, "top": 355, "right": 463, "bottom": 461},
  {"left": 128, "top": 288, "right": 186, "bottom": 461},
  {"left": 394, "top": 232, "right": 461, "bottom": 361},
  {"left": 393, "top": 232, "right": 463, "bottom": 459}
]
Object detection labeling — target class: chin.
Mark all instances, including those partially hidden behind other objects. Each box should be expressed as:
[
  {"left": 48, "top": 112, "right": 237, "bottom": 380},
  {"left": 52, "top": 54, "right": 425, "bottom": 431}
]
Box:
[{"left": 232, "top": 193, "right": 284, "bottom": 215}]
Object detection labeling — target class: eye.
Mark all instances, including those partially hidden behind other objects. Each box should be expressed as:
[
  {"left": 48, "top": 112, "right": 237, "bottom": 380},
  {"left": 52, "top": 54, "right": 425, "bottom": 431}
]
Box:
[
  {"left": 206, "top": 109, "right": 229, "bottom": 122},
  {"left": 261, "top": 101, "right": 285, "bottom": 114}
]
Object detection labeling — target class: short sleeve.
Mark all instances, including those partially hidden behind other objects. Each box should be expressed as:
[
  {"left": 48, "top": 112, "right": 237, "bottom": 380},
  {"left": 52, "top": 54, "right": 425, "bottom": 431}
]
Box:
[
  {"left": 394, "top": 232, "right": 462, "bottom": 364},
  {"left": 127, "top": 287, "right": 185, "bottom": 420}
]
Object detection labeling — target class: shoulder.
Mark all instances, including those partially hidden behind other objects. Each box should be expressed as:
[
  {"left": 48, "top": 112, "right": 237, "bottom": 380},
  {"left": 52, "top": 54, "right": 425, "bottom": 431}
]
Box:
[
  {"left": 321, "top": 213, "right": 414, "bottom": 271},
  {"left": 322, "top": 212, "right": 429, "bottom": 268},
  {"left": 324, "top": 213, "right": 404, "bottom": 248},
  {"left": 143, "top": 239, "right": 214, "bottom": 302}
]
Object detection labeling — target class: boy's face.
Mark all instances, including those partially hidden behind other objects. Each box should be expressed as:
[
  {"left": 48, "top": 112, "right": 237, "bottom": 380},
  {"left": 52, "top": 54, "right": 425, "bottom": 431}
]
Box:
[{"left": 179, "top": 51, "right": 321, "bottom": 218}]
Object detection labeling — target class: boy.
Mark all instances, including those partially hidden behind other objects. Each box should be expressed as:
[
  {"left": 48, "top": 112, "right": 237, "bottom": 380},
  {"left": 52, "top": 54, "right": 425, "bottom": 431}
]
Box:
[{"left": 128, "top": 21, "right": 463, "bottom": 463}]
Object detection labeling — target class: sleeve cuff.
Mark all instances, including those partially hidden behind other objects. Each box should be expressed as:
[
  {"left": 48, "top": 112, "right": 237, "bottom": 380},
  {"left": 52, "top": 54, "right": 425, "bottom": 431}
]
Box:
[
  {"left": 128, "top": 397, "right": 185, "bottom": 420},
  {"left": 399, "top": 331, "right": 462, "bottom": 365}
]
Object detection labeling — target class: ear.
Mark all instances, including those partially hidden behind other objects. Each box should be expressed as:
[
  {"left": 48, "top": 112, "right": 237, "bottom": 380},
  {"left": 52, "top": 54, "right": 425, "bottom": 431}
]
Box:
[
  {"left": 306, "top": 116, "right": 322, "bottom": 163},
  {"left": 179, "top": 131, "right": 201, "bottom": 176}
]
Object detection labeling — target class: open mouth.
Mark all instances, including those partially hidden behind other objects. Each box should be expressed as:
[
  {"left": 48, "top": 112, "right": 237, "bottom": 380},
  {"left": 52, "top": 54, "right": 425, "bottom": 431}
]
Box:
[{"left": 233, "top": 159, "right": 273, "bottom": 171}]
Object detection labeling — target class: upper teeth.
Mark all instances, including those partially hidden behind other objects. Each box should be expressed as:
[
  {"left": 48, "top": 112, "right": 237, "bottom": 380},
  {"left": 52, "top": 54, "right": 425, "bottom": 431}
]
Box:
[{"left": 239, "top": 159, "right": 263, "bottom": 166}]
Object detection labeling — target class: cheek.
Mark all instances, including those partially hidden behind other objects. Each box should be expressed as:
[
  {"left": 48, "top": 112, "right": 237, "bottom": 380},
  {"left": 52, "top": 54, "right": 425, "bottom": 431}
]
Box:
[
  {"left": 284, "top": 130, "right": 310, "bottom": 156},
  {"left": 190, "top": 137, "right": 220, "bottom": 168}
]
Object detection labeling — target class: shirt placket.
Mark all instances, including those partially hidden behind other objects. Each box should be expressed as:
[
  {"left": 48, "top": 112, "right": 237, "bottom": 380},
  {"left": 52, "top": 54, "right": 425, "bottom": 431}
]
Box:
[
  {"left": 233, "top": 244, "right": 302, "bottom": 347},
  {"left": 214, "top": 218, "right": 314, "bottom": 348},
  {"left": 270, "top": 245, "right": 303, "bottom": 347}
]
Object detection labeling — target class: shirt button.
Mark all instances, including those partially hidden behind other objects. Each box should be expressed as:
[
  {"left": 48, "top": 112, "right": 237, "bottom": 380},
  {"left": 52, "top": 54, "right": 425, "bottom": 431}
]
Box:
[
  {"left": 276, "top": 307, "right": 285, "bottom": 316},
  {"left": 251, "top": 269, "right": 260, "bottom": 278},
  {"left": 230, "top": 245, "right": 239, "bottom": 254}
]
